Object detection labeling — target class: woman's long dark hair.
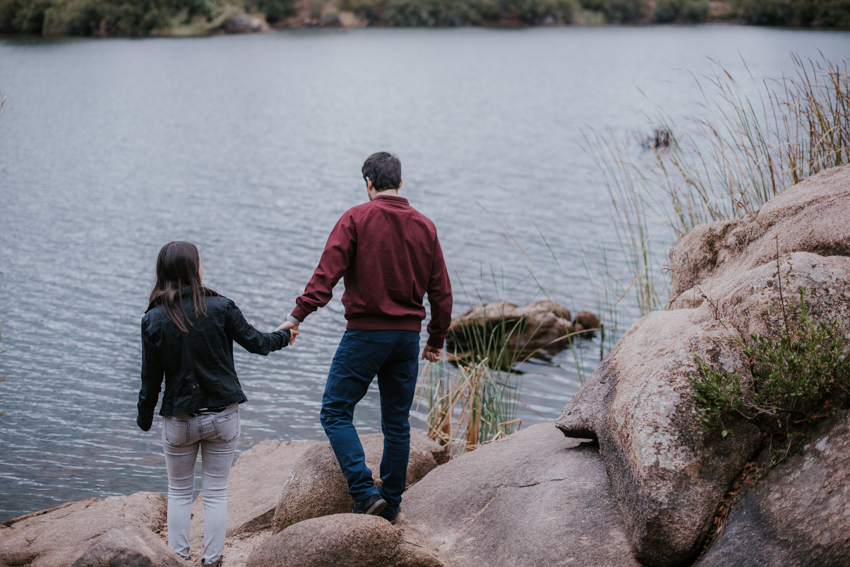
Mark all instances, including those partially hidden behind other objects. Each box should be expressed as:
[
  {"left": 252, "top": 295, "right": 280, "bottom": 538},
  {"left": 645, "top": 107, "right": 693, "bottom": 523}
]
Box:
[{"left": 149, "top": 241, "right": 219, "bottom": 333}]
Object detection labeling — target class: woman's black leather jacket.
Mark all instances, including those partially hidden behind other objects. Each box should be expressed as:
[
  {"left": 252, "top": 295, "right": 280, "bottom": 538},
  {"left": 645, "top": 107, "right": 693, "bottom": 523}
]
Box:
[{"left": 137, "top": 292, "right": 290, "bottom": 431}]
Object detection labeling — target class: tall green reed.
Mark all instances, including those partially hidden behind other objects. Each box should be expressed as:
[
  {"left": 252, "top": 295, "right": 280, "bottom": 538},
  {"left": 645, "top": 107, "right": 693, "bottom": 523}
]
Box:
[{"left": 586, "top": 54, "right": 850, "bottom": 317}]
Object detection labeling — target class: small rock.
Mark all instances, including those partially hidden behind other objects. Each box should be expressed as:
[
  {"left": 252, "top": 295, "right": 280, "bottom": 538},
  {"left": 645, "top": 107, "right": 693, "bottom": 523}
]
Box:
[
  {"left": 71, "top": 527, "right": 190, "bottom": 567},
  {"left": 574, "top": 310, "right": 600, "bottom": 338}
]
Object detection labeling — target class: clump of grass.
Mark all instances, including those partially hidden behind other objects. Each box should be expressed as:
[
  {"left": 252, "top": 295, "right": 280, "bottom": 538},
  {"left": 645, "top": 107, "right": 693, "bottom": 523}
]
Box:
[
  {"left": 690, "top": 288, "right": 850, "bottom": 456},
  {"left": 417, "top": 359, "right": 521, "bottom": 457}
]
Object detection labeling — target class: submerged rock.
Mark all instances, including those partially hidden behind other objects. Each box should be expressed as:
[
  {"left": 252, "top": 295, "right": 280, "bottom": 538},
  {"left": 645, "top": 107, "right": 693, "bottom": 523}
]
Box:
[
  {"left": 398, "top": 423, "right": 642, "bottom": 567},
  {"left": 448, "top": 300, "right": 589, "bottom": 364},
  {"left": 556, "top": 307, "right": 761, "bottom": 567},
  {"left": 271, "top": 430, "right": 446, "bottom": 532},
  {"left": 697, "top": 411, "right": 850, "bottom": 567},
  {"left": 574, "top": 309, "right": 601, "bottom": 338},
  {"left": 247, "top": 514, "right": 442, "bottom": 567}
]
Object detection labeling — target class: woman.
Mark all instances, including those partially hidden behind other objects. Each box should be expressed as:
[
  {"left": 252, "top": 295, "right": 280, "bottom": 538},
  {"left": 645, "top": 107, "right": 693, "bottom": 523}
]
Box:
[{"left": 136, "top": 241, "right": 297, "bottom": 566}]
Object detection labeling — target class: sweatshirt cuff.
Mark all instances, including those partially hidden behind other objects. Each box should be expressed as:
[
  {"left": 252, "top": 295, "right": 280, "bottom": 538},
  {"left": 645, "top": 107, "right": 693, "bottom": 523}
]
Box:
[
  {"left": 291, "top": 305, "right": 309, "bottom": 323},
  {"left": 426, "top": 335, "right": 446, "bottom": 349}
]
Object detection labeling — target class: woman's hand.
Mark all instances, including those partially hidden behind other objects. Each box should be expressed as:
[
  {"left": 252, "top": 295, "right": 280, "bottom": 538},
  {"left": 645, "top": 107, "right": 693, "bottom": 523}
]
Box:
[{"left": 276, "top": 321, "right": 300, "bottom": 345}]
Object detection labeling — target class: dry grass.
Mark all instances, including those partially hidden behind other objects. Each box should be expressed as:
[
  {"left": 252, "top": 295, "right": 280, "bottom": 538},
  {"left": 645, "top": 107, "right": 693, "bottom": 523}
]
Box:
[{"left": 416, "top": 359, "right": 522, "bottom": 458}]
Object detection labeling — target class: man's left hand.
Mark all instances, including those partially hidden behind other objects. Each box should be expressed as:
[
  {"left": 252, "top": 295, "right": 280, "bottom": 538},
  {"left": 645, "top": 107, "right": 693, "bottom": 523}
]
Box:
[
  {"left": 422, "top": 345, "right": 442, "bottom": 362},
  {"left": 276, "top": 321, "right": 299, "bottom": 331}
]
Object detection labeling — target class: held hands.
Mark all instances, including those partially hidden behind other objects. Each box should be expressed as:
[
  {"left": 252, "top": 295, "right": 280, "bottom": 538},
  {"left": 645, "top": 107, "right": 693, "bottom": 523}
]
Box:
[
  {"left": 275, "top": 320, "right": 300, "bottom": 345},
  {"left": 422, "top": 345, "right": 443, "bottom": 363}
]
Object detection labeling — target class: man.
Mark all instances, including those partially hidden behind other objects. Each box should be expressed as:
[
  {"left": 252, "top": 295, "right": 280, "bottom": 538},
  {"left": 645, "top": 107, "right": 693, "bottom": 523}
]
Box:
[{"left": 281, "top": 152, "right": 452, "bottom": 523}]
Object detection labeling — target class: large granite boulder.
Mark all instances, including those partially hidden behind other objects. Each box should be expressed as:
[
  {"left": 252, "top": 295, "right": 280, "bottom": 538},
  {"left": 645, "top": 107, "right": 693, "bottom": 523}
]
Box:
[
  {"left": 189, "top": 439, "right": 322, "bottom": 547},
  {"left": 271, "top": 430, "right": 446, "bottom": 532},
  {"left": 399, "top": 423, "right": 642, "bottom": 567},
  {"left": 0, "top": 492, "right": 186, "bottom": 567},
  {"left": 673, "top": 252, "right": 850, "bottom": 341},
  {"left": 668, "top": 163, "right": 850, "bottom": 306},
  {"left": 247, "top": 514, "right": 442, "bottom": 567},
  {"left": 697, "top": 410, "right": 850, "bottom": 567},
  {"left": 556, "top": 307, "right": 762, "bottom": 567}
]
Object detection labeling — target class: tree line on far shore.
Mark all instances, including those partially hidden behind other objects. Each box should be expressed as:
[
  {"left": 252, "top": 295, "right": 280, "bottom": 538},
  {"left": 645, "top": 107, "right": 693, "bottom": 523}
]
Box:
[{"left": 0, "top": 0, "right": 848, "bottom": 36}]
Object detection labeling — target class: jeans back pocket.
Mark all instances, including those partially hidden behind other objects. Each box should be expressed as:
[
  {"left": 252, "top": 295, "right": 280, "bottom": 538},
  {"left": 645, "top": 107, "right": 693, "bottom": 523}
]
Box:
[
  {"left": 211, "top": 411, "right": 240, "bottom": 443},
  {"left": 162, "top": 417, "right": 191, "bottom": 447}
]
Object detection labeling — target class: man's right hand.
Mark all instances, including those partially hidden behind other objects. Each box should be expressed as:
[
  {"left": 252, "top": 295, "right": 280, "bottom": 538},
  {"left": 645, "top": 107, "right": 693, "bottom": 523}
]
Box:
[{"left": 422, "top": 345, "right": 443, "bottom": 362}]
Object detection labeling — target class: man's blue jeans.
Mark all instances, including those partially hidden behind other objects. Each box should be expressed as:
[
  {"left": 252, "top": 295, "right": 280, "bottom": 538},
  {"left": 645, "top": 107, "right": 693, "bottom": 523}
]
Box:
[{"left": 320, "top": 329, "right": 420, "bottom": 515}]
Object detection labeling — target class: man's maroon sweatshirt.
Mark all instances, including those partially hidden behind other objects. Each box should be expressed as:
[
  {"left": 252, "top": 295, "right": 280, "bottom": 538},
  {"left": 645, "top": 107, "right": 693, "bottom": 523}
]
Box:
[{"left": 291, "top": 195, "right": 453, "bottom": 349}]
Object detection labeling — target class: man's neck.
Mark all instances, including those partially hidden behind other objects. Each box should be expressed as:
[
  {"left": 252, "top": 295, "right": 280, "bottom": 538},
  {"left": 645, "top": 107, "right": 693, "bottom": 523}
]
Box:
[{"left": 375, "top": 190, "right": 399, "bottom": 198}]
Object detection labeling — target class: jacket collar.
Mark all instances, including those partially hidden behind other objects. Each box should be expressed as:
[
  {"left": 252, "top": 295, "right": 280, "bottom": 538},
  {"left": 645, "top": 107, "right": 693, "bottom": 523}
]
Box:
[{"left": 373, "top": 195, "right": 409, "bottom": 205}]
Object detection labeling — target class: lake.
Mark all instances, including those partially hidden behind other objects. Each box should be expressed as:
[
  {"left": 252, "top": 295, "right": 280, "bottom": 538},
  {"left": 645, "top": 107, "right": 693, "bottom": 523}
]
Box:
[{"left": 0, "top": 25, "right": 848, "bottom": 521}]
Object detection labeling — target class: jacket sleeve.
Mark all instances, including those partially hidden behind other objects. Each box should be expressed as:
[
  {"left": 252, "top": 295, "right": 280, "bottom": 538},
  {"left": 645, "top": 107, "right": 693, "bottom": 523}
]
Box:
[
  {"left": 226, "top": 300, "right": 291, "bottom": 355},
  {"left": 426, "top": 235, "right": 453, "bottom": 349},
  {"left": 137, "top": 318, "right": 163, "bottom": 432},
  {"left": 291, "top": 212, "right": 357, "bottom": 322}
]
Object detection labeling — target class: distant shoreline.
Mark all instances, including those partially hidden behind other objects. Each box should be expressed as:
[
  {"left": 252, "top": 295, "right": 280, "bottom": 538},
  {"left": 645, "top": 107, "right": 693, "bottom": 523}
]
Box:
[{"left": 1, "top": 0, "right": 848, "bottom": 38}]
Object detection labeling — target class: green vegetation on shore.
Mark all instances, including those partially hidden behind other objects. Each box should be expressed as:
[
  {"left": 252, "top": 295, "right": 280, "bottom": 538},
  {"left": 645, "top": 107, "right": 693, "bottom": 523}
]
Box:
[
  {"left": 0, "top": 0, "right": 291, "bottom": 35},
  {"left": 2, "top": 0, "right": 850, "bottom": 35}
]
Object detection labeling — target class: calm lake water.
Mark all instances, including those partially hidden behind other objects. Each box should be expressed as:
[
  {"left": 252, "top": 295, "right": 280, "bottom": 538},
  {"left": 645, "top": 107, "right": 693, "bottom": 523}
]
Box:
[{"left": 0, "top": 26, "right": 848, "bottom": 521}]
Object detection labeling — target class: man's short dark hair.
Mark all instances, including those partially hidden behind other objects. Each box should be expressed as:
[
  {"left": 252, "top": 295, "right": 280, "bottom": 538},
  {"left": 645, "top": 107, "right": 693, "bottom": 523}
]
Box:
[{"left": 362, "top": 152, "right": 401, "bottom": 191}]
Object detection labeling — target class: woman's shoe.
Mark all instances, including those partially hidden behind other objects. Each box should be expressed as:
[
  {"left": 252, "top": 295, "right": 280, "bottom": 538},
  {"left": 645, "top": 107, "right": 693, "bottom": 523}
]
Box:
[{"left": 201, "top": 557, "right": 222, "bottom": 566}]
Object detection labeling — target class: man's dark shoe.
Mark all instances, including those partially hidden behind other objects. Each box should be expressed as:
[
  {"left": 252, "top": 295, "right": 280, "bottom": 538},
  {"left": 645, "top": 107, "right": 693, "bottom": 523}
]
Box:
[
  {"left": 379, "top": 508, "right": 399, "bottom": 525},
  {"left": 352, "top": 494, "right": 386, "bottom": 516}
]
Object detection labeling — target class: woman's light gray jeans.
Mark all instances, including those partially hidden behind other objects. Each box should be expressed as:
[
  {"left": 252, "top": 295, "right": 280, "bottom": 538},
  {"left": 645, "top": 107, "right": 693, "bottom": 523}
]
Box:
[{"left": 161, "top": 403, "right": 240, "bottom": 564}]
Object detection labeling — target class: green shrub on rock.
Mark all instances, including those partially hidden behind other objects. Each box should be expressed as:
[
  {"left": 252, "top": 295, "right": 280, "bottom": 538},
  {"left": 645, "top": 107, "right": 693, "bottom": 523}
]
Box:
[{"left": 691, "top": 288, "right": 850, "bottom": 440}]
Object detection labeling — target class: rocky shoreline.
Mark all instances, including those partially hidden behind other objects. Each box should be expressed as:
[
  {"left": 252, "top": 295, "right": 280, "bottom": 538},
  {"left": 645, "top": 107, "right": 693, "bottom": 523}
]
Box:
[{"left": 3, "top": 164, "right": 850, "bottom": 566}]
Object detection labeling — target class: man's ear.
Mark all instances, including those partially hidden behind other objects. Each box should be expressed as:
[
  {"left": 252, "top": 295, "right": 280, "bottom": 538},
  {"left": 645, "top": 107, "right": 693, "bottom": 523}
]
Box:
[
  {"left": 397, "top": 179, "right": 403, "bottom": 190},
  {"left": 365, "top": 177, "right": 374, "bottom": 191}
]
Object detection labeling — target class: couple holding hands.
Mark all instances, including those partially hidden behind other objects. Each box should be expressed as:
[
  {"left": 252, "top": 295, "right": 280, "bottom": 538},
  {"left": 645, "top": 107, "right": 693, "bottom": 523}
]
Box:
[{"left": 136, "top": 152, "right": 453, "bottom": 566}]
